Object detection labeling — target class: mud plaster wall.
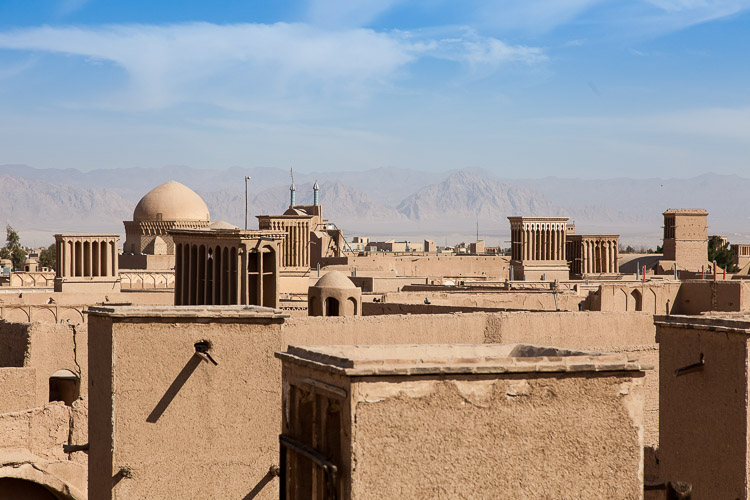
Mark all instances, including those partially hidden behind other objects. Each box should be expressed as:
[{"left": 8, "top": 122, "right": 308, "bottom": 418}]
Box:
[
  {"left": 0, "top": 321, "right": 87, "bottom": 409},
  {"left": 286, "top": 311, "right": 659, "bottom": 447},
  {"left": 345, "top": 255, "right": 509, "bottom": 279},
  {"left": 381, "top": 290, "right": 584, "bottom": 311},
  {"left": 0, "top": 320, "right": 29, "bottom": 366},
  {"left": 672, "top": 281, "right": 750, "bottom": 315},
  {"left": 657, "top": 326, "right": 748, "bottom": 499},
  {"left": 0, "top": 368, "right": 36, "bottom": 413},
  {"left": 483, "top": 311, "right": 659, "bottom": 448},
  {"left": 0, "top": 400, "right": 88, "bottom": 498},
  {"left": 350, "top": 374, "right": 645, "bottom": 500},
  {"left": 89, "top": 318, "right": 286, "bottom": 500},
  {"left": 90, "top": 310, "right": 657, "bottom": 500},
  {"left": 26, "top": 322, "right": 87, "bottom": 408}
]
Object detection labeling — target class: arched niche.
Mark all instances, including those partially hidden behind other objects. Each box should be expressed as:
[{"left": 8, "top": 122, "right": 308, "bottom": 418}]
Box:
[{"left": 49, "top": 369, "right": 79, "bottom": 406}]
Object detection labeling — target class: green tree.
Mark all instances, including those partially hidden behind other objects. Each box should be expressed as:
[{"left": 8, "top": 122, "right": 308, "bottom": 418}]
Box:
[
  {"left": 39, "top": 243, "right": 56, "bottom": 270},
  {"left": 2, "top": 225, "right": 26, "bottom": 270},
  {"left": 708, "top": 236, "right": 739, "bottom": 272}
]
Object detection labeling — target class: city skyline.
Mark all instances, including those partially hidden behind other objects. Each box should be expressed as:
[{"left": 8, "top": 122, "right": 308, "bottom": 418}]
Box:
[{"left": 0, "top": 0, "right": 748, "bottom": 177}]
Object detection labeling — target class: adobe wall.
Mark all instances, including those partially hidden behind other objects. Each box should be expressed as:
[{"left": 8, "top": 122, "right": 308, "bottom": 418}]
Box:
[
  {"left": 342, "top": 255, "right": 509, "bottom": 279},
  {"left": 119, "top": 271, "right": 174, "bottom": 289},
  {"left": 484, "top": 311, "right": 658, "bottom": 447},
  {"left": 286, "top": 310, "right": 660, "bottom": 447},
  {"left": 88, "top": 308, "right": 658, "bottom": 499},
  {"left": 657, "top": 321, "right": 748, "bottom": 498},
  {"left": 381, "top": 290, "right": 585, "bottom": 311},
  {"left": 283, "top": 313, "right": 487, "bottom": 347},
  {"left": 7, "top": 272, "right": 55, "bottom": 288},
  {"left": 25, "top": 322, "right": 87, "bottom": 408},
  {"left": 0, "top": 367, "right": 36, "bottom": 413},
  {"left": 0, "top": 320, "right": 30, "bottom": 366},
  {"left": 673, "top": 280, "right": 750, "bottom": 314},
  {"left": 593, "top": 282, "right": 681, "bottom": 314},
  {"left": 87, "top": 312, "right": 288, "bottom": 500},
  {"left": 0, "top": 321, "right": 87, "bottom": 408},
  {"left": 0, "top": 401, "right": 88, "bottom": 500},
  {"left": 0, "top": 289, "right": 174, "bottom": 323},
  {"left": 349, "top": 275, "right": 428, "bottom": 293},
  {"left": 350, "top": 373, "right": 645, "bottom": 499},
  {"left": 362, "top": 302, "right": 512, "bottom": 315}
]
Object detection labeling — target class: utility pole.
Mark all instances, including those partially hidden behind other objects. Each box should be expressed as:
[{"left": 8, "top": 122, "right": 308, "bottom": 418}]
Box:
[{"left": 244, "top": 176, "right": 251, "bottom": 230}]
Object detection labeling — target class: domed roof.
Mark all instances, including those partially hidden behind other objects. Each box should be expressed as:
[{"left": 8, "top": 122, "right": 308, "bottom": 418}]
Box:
[
  {"left": 312, "top": 270, "right": 357, "bottom": 289},
  {"left": 206, "top": 221, "right": 239, "bottom": 230},
  {"left": 133, "top": 181, "right": 210, "bottom": 222}
]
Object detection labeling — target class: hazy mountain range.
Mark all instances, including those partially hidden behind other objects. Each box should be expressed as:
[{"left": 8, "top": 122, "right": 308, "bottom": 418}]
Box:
[{"left": 2, "top": 164, "right": 749, "bottom": 248}]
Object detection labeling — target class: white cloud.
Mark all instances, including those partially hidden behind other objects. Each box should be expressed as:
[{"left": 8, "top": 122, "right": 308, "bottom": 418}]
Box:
[
  {"left": 430, "top": 31, "right": 547, "bottom": 68},
  {"left": 0, "top": 22, "right": 546, "bottom": 111}
]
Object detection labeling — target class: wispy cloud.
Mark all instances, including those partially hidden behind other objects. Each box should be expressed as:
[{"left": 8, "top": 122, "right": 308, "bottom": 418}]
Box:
[
  {"left": 58, "top": 0, "right": 92, "bottom": 16},
  {"left": 0, "top": 22, "right": 546, "bottom": 111},
  {"left": 306, "top": 0, "right": 404, "bottom": 28},
  {"left": 472, "top": 0, "right": 750, "bottom": 38}
]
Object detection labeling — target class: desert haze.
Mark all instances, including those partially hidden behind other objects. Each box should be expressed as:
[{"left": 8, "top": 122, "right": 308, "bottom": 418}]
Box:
[{"left": 2, "top": 164, "right": 749, "bottom": 248}]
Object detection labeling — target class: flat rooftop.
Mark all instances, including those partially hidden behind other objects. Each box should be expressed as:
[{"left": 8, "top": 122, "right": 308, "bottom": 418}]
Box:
[
  {"left": 276, "top": 343, "right": 648, "bottom": 376},
  {"left": 87, "top": 305, "right": 289, "bottom": 320},
  {"left": 655, "top": 314, "right": 750, "bottom": 334}
]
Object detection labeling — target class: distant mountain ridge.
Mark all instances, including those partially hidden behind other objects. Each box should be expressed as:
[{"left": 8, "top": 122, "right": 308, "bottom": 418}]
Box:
[
  {"left": 0, "top": 174, "right": 131, "bottom": 234},
  {"left": 2, "top": 164, "right": 750, "bottom": 247}
]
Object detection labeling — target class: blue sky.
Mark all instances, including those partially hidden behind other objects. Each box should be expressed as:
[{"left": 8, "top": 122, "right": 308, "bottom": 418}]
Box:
[{"left": 0, "top": 0, "right": 748, "bottom": 177}]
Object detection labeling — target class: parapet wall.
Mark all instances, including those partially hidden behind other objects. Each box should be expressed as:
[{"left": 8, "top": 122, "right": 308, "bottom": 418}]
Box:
[
  {"left": 380, "top": 290, "right": 584, "bottom": 311},
  {"left": 285, "top": 310, "right": 659, "bottom": 447},
  {"left": 330, "top": 254, "right": 509, "bottom": 279}
]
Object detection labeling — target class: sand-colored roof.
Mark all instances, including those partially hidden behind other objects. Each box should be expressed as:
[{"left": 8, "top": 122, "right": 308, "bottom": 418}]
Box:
[
  {"left": 663, "top": 208, "right": 708, "bottom": 215},
  {"left": 133, "top": 181, "right": 210, "bottom": 222},
  {"left": 206, "top": 221, "right": 239, "bottom": 230},
  {"left": 312, "top": 270, "right": 357, "bottom": 289},
  {"left": 276, "top": 344, "right": 648, "bottom": 376}
]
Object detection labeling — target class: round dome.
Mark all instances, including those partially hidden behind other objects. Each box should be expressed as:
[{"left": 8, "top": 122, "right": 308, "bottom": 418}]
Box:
[
  {"left": 312, "top": 270, "right": 357, "bottom": 289},
  {"left": 24, "top": 257, "right": 38, "bottom": 265},
  {"left": 206, "top": 221, "right": 239, "bottom": 230},
  {"left": 133, "top": 181, "right": 210, "bottom": 222}
]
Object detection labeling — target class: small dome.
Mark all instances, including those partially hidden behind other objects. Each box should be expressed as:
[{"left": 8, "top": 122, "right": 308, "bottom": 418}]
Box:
[
  {"left": 312, "top": 270, "right": 357, "bottom": 289},
  {"left": 133, "top": 181, "right": 210, "bottom": 222},
  {"left": 24, "top": 257, "right": 38, "bottom": 265},
  {"left": 206, "top": 221, "right": 239, "bottom": 230}
]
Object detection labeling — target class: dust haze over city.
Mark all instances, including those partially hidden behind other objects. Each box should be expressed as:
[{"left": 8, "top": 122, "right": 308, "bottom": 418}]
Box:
[{"left": 1, "top": 1, "right": 750, "bottom": 499}]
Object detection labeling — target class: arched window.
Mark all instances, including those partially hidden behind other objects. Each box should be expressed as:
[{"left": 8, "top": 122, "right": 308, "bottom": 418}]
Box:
[
  {"left": 631, "top": 289, "right": 643, "bottom": 312},
  {"left": 49, "top": 369, "right": 79, "bottom": 406},
  {"left": 348, "top": 297, "right": 358, "bottom": 315},
  {"left": 325, "top": 297, "right": 340, "bottom": 317}
]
